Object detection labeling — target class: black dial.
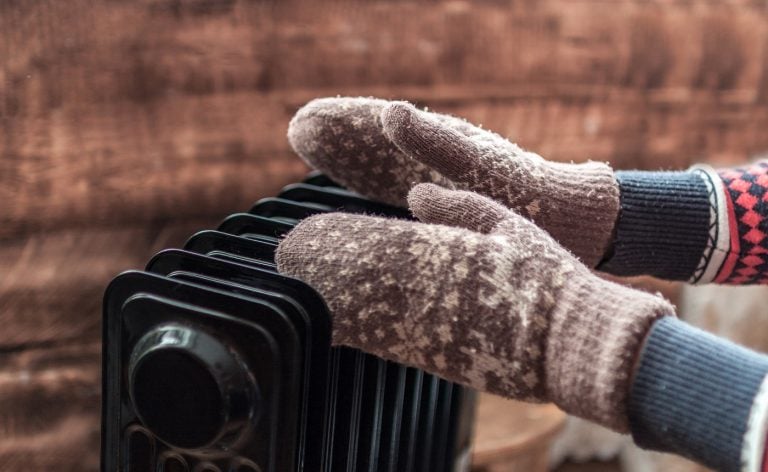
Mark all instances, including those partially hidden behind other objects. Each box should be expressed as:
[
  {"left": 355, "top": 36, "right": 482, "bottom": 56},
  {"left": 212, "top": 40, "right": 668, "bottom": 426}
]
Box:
[{"left": 128, "top": 324, "right": 258, "bottom": 450}]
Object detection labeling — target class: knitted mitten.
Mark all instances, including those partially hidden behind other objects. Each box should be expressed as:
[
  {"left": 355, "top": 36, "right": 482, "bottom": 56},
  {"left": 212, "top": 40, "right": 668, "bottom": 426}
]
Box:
[
  {"left": 288, "top": 97, "right": 619, "bottom": 266},
  {"left": 287, "top": 97, "right": 454, "bottom": 207},
  {"left": 276, "top": 188, "right": 673, "bottom": 432}
]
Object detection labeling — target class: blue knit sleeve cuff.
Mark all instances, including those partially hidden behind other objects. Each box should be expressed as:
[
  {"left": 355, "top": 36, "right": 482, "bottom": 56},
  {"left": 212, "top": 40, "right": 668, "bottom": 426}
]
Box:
[
  {"left": 628, "top": 317, "right": 768, "bottom": 472},
  {"left": 598, "top": 171, "right": 711, "bottom": 280}
]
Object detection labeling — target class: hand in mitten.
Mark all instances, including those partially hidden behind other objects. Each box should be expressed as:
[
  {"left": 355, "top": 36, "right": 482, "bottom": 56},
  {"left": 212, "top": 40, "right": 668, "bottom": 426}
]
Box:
[
  {"left": 287, "top": 97, "right": 455, "bottom": 208},
  {"left": 276, "top": 186, "right": 673, "bottom": 432},
  {"left": 290, "top": 97, "right": 731, "bottom": 282},
  {"left": 288, "top": 97, "right": 619, "bottom": 266},
  {"left": 405, "top": 190, "right": 768, "bottom": 472}
]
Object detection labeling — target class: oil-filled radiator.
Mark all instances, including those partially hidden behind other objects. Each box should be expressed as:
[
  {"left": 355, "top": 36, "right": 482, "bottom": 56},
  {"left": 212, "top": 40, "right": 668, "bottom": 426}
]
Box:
[{"left": 101, "top": 173, "right": 476, "bottom": 472}]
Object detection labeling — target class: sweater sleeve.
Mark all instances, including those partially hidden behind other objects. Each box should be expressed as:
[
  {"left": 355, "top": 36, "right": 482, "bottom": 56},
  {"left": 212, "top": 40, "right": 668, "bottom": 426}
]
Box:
[
  {"left": 598, "top": 161, "right": 768, "bottom": 284},
  {"left": 711, "top": 162, "right": 768, "bottom": 284},
  {"left": 628, "top": 317, "right": 768, "bottom": 472}
]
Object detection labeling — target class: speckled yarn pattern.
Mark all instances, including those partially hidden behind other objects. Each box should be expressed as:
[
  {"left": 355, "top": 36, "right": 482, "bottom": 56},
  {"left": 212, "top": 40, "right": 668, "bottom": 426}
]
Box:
[
  {"left": 288, "top": 97, "right": 454, "bottom": 207},
  {"left": 276, "top": 185, "right": 673, "bottom": 432},
  {"left": 288, "top": 97, "right": 620, "bottom": 266},
  {"left": 381, "top": 102, "right": 620, "bottom": 267}
]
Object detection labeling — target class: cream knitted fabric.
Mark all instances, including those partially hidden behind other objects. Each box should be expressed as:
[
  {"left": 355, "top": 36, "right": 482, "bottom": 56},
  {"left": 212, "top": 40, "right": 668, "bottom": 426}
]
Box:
[
  {"left": 276, "top": 187, "right": 673, "bottom": 432},
  {"left": 287, "top": 97, "right": 620, "bottom": 266}
]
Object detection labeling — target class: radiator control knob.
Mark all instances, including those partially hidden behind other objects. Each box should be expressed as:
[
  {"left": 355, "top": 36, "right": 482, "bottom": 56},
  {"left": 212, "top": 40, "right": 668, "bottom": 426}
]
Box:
[{"left": 128, "top": 324, "right": 257, "bottom": 450}]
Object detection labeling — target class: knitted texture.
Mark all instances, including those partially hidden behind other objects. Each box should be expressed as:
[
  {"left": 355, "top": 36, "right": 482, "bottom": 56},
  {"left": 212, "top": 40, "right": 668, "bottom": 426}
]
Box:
[
  {"left": 288, "top": 97, "right": 620, "bottom": 266},
  {"left": 628, "top": 317, "right": 768, "bottom": 472},
  {"left": 380, "top": 102, "right": 621, "bottom": 267},
  {"left": 287, "top": 97, "right": 453, "bottom": 207},
  {"left": 276, "top": 188, "right": 673, "bottom": 432},
  {"left": 598, "top": 171, "right": 711, "bottom": 280},
  {"left": 689, "top": 165, "right": 731, "bottom": 284},
  {"left": 716, "top": 161, "right": 768, "bottom": 284}
]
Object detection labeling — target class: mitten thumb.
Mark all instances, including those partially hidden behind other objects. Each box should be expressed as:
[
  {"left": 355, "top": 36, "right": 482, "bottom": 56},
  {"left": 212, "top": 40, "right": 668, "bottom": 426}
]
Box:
[{"left": 407, "top": 183, "right": 511, "bottom": 234}]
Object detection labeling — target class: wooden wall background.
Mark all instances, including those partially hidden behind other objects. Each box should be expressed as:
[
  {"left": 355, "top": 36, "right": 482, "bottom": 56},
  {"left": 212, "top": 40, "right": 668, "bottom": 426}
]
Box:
[{"left": 3, "top": 0, "right": 768, "bottom": 469}]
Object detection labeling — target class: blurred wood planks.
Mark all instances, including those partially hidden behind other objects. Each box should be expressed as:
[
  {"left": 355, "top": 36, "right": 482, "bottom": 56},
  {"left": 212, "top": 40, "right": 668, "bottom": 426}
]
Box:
[
  {"left": 0, "top": 343, "right": 101, "bottom": 471},
  {"left": 4, "top": 0, "right": 768, "bottom": 239},
  {"left": 0, "top": 221, "right": 214, "bottom": 349},
  {"left": 3, "top": 0, "right": 768, "bottom": 470}
]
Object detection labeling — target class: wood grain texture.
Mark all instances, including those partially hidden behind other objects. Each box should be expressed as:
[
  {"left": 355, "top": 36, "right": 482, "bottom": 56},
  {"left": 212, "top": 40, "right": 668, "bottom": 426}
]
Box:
[
  {"left": 0, "top": 220, "right": 214, "bottom": 350},
  {"left": 3, "top": 0, "right": 768, "bottom": 470},
  {"left": 3, "top": 1, "right": 768, "bottom": 239},
  {"left": 0, "top": 343, "right": 101, "bottom": 472}
]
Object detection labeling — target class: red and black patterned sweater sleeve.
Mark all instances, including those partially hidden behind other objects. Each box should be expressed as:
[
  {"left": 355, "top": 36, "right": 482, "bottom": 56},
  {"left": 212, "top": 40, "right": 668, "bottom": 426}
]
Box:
[{"left": 597, "top": 161, "right": 768, "bottom": 285}]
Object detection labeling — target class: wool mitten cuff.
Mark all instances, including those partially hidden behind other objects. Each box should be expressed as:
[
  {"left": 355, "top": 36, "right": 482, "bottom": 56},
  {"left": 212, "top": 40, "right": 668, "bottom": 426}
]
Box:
[
  {"left": 629, "top": 317, "right": 768, "bottom": 472},
  {"left": 598, "top": 171, "right": 712, "bottom": 280},
  {"left": 545, "top": 268, "right": 673, "bottom": 432},
  {"left": 278, "top": 192, "right": 673, "bottom": 433}
]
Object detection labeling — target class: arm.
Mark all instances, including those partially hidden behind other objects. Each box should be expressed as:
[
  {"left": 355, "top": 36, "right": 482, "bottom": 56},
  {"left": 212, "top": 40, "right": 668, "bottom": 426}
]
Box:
[
  {"left": 409, "top": 182, "right": 768, "bottom": 470},
  {"left": 629, "top": 317, "right": 768, "bottom": 471},
  {"left": 599, "top": 162, "right": 768, "bottom": 285},
  {"left": 276, "top": 183, "right": 768, "bottom": 472}
]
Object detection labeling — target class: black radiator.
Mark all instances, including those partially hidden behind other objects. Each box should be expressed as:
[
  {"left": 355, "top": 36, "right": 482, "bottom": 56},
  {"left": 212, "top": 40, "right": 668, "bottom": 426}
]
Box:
[{"left": 101, "top": 173, "right": 477, "bottom": 472}]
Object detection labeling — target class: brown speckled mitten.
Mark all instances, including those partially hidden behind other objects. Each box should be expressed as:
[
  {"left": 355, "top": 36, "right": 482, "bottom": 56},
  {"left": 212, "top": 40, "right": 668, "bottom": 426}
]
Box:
[
  {"left": 287, "top": 97, "right": 454, "bottom": 206},
  {"left": 288, "top": 97, "right": 619, "bottom": 266},
  {"left": 276, "top": 187, "right": 673, "bottom": 432}
]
